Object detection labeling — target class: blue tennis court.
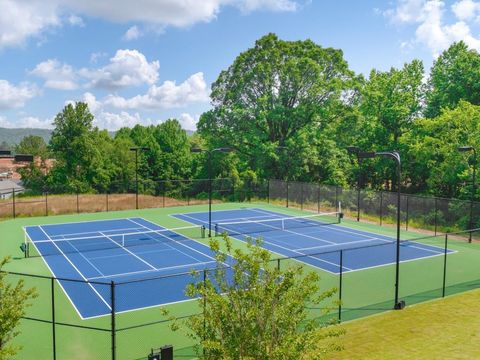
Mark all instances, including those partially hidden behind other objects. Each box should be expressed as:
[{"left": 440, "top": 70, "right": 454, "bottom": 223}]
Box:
[
  {"left": 24, "top": 218, "right": 224, "bottom": 319},
  {"left": 173, "top": 208, "right": 453, "bottom": 274}
]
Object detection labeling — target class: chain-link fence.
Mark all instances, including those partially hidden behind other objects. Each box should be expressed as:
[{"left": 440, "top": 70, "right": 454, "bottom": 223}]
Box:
[
  {"left": 268, "top": 180, "right": 480, "bottom": 241},
  {"left": 5, "top": 226, "right": 480, "bottom": 359},
  {"left": 0, "top": 178, "right": 269, "bottom": 219}
]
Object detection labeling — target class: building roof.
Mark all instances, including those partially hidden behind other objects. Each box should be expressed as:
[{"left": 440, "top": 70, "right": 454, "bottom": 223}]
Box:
[{"left": 0, "top": 179, "right": 24, "bottom": 194}]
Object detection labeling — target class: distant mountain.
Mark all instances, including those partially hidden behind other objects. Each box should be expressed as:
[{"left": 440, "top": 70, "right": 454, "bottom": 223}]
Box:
[
  {"left": 0, "top": 128, "right": 52, "bottom": 146},
  {"left": 0, "top": 127, "right": 195, "bottom": 147}
]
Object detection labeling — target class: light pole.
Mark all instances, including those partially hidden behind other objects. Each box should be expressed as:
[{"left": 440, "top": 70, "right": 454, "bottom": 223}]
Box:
[
  {"left": 458, "top": 146, "right": 477, "bottom": 242},
  {"left": 130, "top": 147, "right": 150, "bottom": 210},
  {"left": 191, "top": 147, "right": 232, "bottom": 237},
  {"left": 357, "top": 150, "right": 404, "bottom": 310},
  {"left": 347, "top": 146, "right": 361, "bottom": 222}
]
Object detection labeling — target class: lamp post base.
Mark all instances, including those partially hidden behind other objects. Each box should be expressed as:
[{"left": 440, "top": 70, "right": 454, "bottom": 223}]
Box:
[{"left": 394, "top": 300, "right": 405, "bottom": 310}]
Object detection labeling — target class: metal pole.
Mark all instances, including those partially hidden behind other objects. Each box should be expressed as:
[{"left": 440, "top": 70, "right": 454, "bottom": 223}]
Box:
[
  {"left": 434, "top": 198, "right": 438, "bottom": 236},
  {"left": 469, "top": 150, "right": 476, "bottom": 243},
  {"left": 51, "top": 277, "right": 56, "bottom": 360},
  {"left": 111, "top": 281, "right": 116, "bottom": 360},
  {"left": 394, "top": 153, "right": 402, "bottom": 309},
  {"left": 135, "top": 149, "right": 139, "bottom": 210},
  {"left": 380, "top": 191, "right": 383, "bottom": 226},
  {"left": 45, "top": 191, "right": 48, "bottom": 216},
  {"left": 301, "top": 182, "right": 304, "bottom": 210},
  {"left": 406, "top": 195, "right": 409, "bottom": 231},
  {"left": 338, "top": 250, "right": 343, "bottom": 322},
  {"left": 317, "top": 183, "right": 321, "bottom": 213},
  {"left": 208, "top": 152, "right": 212, "bottom": 237},
  {"left": 442, "top": 233, "right": 448, "bottom": 297},
  {"left": 12, "top": 188, "right": 15, "bottom": 219},
  {"left": 357, "top": 156, "right": 361, "bottom": 221},
  {"left": 286, "top": 180, "right": 289, "bottom": 208},
  {"left": 203, "top": 269, "right": 207, "bottom": 344},
  {"left": 76, "top": 190, "right": 79, "bottom": 214}
]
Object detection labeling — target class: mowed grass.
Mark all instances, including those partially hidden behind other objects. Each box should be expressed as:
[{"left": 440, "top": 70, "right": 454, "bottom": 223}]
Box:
[{"left": 325, "top": 289, "right": 480, "bottom": 360}]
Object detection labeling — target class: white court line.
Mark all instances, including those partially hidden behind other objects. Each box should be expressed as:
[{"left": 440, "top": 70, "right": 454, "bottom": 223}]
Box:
[
  {"left": 296, "top": 237, "right": 384, "bottom": 252},
  {"left": 177, "top": 214, "right": 348, "bottom": 271},
  {"left": 89, "top": 246, "right": 175, "bottom": 261},
  {"left": 99, "top": 231, "right": 158, "bottom": 271},
  {"left": 62, "top": 238, "right": 106, "bottom": 277},
  {"left": 127, "top": 218, "right": 210, "bottom": 264},
  {"left": 50, "top": 226, "right": 146, "bottom": 239},
  {"left": 37, "top": 226, "right": 112, "bottom": 310},
  {"left": 87, "top": 260, "right": 217, "bottom": 281}
]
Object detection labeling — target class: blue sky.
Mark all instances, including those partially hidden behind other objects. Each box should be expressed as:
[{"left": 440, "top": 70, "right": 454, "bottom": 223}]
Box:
[{"left": 1, "top": 0, "right": 480, "bottom": 131}]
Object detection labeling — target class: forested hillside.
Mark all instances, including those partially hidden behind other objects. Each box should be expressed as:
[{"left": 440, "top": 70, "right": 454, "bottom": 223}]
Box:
[{"left": 16, "top": 34, "right": 480, "bottom": 202}]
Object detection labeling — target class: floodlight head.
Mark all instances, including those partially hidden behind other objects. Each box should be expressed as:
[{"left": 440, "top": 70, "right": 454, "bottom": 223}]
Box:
[
  {"left": 458, "top": 146, "right": 474, "bottom": 152},
  {"left": 130, "top": 147, "right": 150, "bottom": 152},
  {"left": 347, "top": 146, "right": 360, "bottom": 155},
  {"left": 358, "top": 151, "right": 376, "bottom": 159},
  {"left": 190, "top": 148, "right": 204, "bottom": 153}
]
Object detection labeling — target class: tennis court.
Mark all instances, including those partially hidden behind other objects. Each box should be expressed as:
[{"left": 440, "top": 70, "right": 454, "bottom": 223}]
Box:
[
  {"left": 173, "top": 208, "right": 454, "bottom": 274},
  {"left": 24, "top": 217, "right": 222, "bottom": 319}
]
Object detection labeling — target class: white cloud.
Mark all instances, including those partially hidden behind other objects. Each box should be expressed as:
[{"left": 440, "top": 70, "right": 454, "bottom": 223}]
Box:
[
  {"left": 103, "top": 72, "right": 209, "bottom": 109},
  {"left": 0, "top": 0, "right": 300, "bottom": 49},
  {"left": 385, "top": 0, "right": 480, "bottom": 56},
  {"left": 90, "top": 52, "right": 107, "bottom": 64},
  {"left": 452, "top": 0, "right": 480, "bottom": 21},
  {"left": 178, "top": 113, "right": 199, "bottom": 131},
  {"left": 123, "top": 25, "right": 142, "bottom": 41},
  {"left": 80, "top": 49, "right": 159, "bottom": 90},
  {"left": 0, "top": 80, "right": 39, "bottom": 109},
  {"left": 0, "top": 115, "right": 53, "bottom": 129},
  {"left": 30, "top": 59, "right": 78, "bottom": 90},
  {"left": 0, "top": 0, "right": 60, "bottom": 48},
  {"left": 68, "top": 14, "right": 85, "bottom": 26}
]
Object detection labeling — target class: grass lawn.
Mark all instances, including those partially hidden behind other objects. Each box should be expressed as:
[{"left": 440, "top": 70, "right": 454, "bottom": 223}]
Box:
[{"left": 327, "top": 289, "right": 480, "bottom": 359}]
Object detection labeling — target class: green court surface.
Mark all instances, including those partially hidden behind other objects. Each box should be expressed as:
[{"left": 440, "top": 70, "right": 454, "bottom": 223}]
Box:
[{"left": 1, "top": 201, "right": 480, "bottom": 359}]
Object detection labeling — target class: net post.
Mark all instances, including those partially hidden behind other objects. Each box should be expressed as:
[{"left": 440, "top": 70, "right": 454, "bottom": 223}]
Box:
[
  {"left": 24, "top": 229, "right": 28, "bottom": 258},
  {"left": 442, "top": 233, "right": 448, "bottom": 297},
  {"left": 338, "top": 250, "right": 343, "bottom": 322},
  {"left": 111, "top": 281, "right": 116, "bottom": 360},
  {"left": 51, "top": 277, "right": 57, "bottom": 360},
  {"left": 12, "top": 187, "right": 15, "bottom": 219}
]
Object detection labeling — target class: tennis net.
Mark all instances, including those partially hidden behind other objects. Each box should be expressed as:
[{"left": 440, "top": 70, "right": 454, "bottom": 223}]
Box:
[
  {"left": 25, "top": 225, "right": 205, "bottom": 258},
  {"left": 214, "top": 211, "right": 342, "bottom": 237}
]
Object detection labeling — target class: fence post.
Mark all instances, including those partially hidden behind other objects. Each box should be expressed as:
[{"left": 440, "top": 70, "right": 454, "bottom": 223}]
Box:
[
  {"left": 405, "top": 195, "right": 409, "bottom": 231},
  {"left": 267, "top": 179, "right": 270, "bottom": 204},
  {"left": 442, "top": 233, "right": 448, "bottom": 297},
  {"left": 286, "top": 180, "right": 289, "bottom": 208},
  {"left": 277, "top": 258, "right": 281, "bottom": 271},
  {"left": 106, "top": 191, "right": 109, "bottom": 212},
  {"left": 300, "top": 182, "right": 304, "bottom": 210},
  {"left": 12, "top": 188, "right": 15, "bottom": 218},
  {"left": 45, "top": 191, "right": 48, "bottom": 216},
  {"left": 434, "top": 198, "right": 438, "bottom": 236},
  {"left": 51, "top": 277, "right": 57, "bottom": 360},
  {"left": 335, "top": 186, "right": 339, "bottom": 212},
  {"left": 357, "top": 188, "right": 360, "bottom": 222},
  {"left": 76, "top": 190, "right": 79, "bottom": 214},
  {"left": 317, "top": 184, "right": 321, "bottom": 213},
  {"left": 111, "top": 281, "right": 116, "bottom": 360},
  {"left": 203, "top": 269, "right": 207, "bottom": 346},
  {"left": 379, "top": 191, "right": 383, "bottom": 226},
  {"left": 162, "top": 182, "right": 166, "bottom": 208},
  {"left": 338, "top": 250, "right": 343, "bottom": 322}
]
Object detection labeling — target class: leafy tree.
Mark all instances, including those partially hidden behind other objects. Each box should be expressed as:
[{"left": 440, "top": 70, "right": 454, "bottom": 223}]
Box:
[
  {"left": 402, "top": 101, "right": 480, "bottom": 198},
  {"left": 198, "top": 33, "right": 355, "bottom": 180},
  {"left": 0, "top": 257, "right": 37, "bottom": 359},
  {"left": 15, "top": 135, "right": 48, "bottom": 158},
  {"left": 425, "top": 42, "right": 480, "bottom": 118},
  {"left": 167, "top": 235, "right": 343, "bottom": 359}
]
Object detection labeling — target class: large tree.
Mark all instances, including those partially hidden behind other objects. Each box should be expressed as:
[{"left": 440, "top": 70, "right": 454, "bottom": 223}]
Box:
[
  {"left": 198, "top": 33, "right": 355, "bottom": 179},
  {"left": 425, "top": 41, "right": 480, "bottom": 118},
  {"left": 15, "top": 135, "right": 48, "bottom": 158}
]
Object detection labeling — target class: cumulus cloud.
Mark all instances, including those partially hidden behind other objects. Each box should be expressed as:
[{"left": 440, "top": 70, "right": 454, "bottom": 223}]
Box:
[
  {"left": 30, "top": 59, "right": 78, "bottom": 90},
  {"left": 178, "top": 113, "right": 199, "bottom": 131},
  {"left": 0, "top": 80, "right": 39, "bottom": 109},
  {"left": 80, "top": 49, "right": 159, "bottom": 90},
  {"left": 0, "top": 115, "right": 53, "bottom": 129},
  {"left": 103, "top": 72, "right": 209, "bottom": 109},
  {"left": 384, "top": 0, "right": 480, "bottom": 56},
  {"left": 0, "top": 0, "right": 300, "bottom": 48},
  {"left": 123, "top": 25, "right": 142, "bottom": 41}
]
